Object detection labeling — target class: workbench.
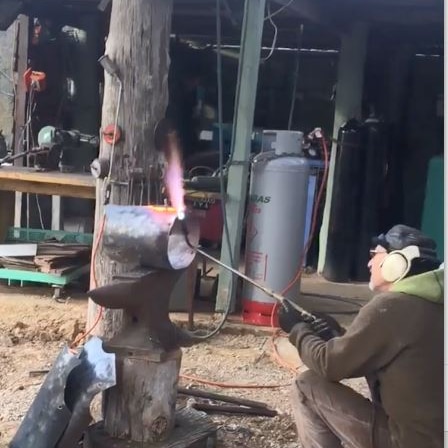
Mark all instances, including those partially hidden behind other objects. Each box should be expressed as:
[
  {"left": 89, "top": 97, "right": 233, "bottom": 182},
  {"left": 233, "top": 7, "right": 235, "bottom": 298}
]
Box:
[
  {"left": 0, "top": 166, "right": 222, "bottom": 239},
  {"left": 0, "top": 166, "right": 96, "bottom": 199},
  {"left": 0, "top": 166, "right": 96, "bottom": 249},
  {"left": 0, "top": 167, "right": 221, "bottom": 201}
]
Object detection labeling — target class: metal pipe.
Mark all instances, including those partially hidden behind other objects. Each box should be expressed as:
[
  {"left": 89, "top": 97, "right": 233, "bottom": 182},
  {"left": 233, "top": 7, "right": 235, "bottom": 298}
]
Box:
[
  {"left": 196, "top": 248, "right": 314, "bottom": 319},
  {"left": 178, "top": 386, "right": 270, "bottom": 409}
]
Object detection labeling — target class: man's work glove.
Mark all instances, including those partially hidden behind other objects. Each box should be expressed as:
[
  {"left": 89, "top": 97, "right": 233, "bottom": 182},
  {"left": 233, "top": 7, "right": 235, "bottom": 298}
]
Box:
[
  {"left": 278, "top": 301, "right": 306, "bottom": 333},
  {"left": 278, "top": 301, "right": 344, "bottom": 341},
  {"left": 310, "top": 312, "right": 345, "bottom": 341}
]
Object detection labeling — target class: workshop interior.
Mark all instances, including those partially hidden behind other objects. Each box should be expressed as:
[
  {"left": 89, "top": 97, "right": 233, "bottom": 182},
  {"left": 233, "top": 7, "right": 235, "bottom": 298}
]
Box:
[
  {"left": 0, "top": 0, "right": 443, "bottom": 447},
  {"left": 0, "top": 3, "right": 443, "bottom": 317}
]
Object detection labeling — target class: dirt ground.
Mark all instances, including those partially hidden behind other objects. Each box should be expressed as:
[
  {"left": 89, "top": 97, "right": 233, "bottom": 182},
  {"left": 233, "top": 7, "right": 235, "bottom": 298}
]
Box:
[{"left": 0, "top": 283, "right": 370, "bottom": 448}]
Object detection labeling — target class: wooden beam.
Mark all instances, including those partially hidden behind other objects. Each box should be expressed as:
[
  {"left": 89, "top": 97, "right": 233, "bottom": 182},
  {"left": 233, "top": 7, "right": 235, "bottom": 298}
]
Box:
[
  {"left": 12, "top": 14, "right": 29, "bottom": 228},
  {"left": 0, "top": 178, "right": 95, "bottom": 199},
  {"left": 317, "top": 22, "right": 369, "bottom": 274},
  {"left": 215, "top": 0, "right": 266, "bottom": 312},
  {"left": 0, "top": 167, "right": 95, "bottom": 199},
  {"left": 12, "top": 14, "right": 28, "bottom": 158}
]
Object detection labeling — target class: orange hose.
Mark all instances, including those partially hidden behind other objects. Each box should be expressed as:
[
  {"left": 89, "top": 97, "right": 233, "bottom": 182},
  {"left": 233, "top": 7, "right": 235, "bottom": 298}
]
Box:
[
  {"left": 280, "top": 132, "right": 330, "bottom": 296},
  {"left": 179, "top": 373, "right": 291, "bottom": 389},
  {"left": 268, "top": 131, "right": 330, "bottom": 372},
  {"left": 70, "top": 215, "right": 106, "bottom": 349}
]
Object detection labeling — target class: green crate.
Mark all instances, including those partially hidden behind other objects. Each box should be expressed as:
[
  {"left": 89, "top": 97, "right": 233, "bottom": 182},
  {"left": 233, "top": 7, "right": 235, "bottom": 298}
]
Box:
[{"left": 6, "top": 227, "right": 93, "bottom": 245}]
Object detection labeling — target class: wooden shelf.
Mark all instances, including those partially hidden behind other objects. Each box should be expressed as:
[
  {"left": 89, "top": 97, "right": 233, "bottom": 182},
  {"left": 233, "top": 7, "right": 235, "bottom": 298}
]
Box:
[
  {"left": 0, "top": 167, "right": 222, "bottom": 202},
  {"left": 0, "top": 167, "right": 96, "bottom": 199}
]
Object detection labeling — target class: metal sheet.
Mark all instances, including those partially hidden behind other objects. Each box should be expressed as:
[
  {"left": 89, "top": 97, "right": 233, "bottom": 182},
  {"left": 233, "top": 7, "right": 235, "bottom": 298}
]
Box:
[
  {"left": 0, "top": 243, "right": 37, "bottom": 257},
  {"left": 10, "top": 338, "right": 116, "bottom": 448},
  {"left": 57, "top": 337, "right": 116, "bottom": 448},
  {"left": 102, "top": 205, "right": 199, "bottom": 270},
  {"left": 10, "top": 346, "right": 81, "bottom": 448}
]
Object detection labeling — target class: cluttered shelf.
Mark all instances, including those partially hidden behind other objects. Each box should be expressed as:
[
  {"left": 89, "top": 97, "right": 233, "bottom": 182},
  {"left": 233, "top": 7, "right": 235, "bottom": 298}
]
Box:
[{"left": 0, "top": 166, "right": 96, "bottom": 199}]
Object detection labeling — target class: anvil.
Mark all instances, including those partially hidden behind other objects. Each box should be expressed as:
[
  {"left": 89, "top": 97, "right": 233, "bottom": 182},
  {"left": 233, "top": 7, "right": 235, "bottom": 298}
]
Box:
[{"left": 88, "top": 204, "right": 200, "bottom": 360}]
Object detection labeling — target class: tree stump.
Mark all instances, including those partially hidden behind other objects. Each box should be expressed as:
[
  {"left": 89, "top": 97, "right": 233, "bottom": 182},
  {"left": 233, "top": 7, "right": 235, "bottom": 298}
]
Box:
[{"left": 104, "top": 349, "right": 182, "bottom": 442}]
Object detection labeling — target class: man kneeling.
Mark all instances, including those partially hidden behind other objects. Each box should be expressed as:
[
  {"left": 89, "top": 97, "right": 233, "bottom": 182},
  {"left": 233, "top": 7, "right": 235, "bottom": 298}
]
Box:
[{"left": 279, "top": 225, "right": 443, "bottom": 448}]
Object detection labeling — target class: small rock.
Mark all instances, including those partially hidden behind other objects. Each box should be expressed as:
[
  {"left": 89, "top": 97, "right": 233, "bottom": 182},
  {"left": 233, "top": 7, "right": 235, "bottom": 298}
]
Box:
[
  {"left": 11, "top": 327, "right": 24, "bottom": 340},
  {"left": 0, "top": 334, "right": 14, "bottom": 347},
  {"left": 14, "top": 321, "right": 28, "bottom": 330},
  {"left": 38, "top": 331, "right": 52, "bottom": 342}
]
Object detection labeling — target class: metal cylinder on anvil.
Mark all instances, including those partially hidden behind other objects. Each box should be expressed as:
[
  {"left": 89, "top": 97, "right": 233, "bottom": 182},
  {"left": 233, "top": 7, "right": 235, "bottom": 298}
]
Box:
[
  {"left": 242, "top": 130, "right": 310, "bottom": 326},
  {"left": 102, "top": 205, "right": 199, "bottom": 270}
]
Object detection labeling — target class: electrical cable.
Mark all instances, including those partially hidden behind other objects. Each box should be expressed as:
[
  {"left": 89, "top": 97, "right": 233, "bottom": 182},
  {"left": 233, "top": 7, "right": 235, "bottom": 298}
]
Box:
[
  {"left": 35, "top": 195, "right": 44, "bottom": 230},
  {"left": 262, "top": 2, "right": 278, "bottom": 62},
  {"left": 287, "top": 24, "right": 304, "bottom": 130},
  {"left": 185, "top": 0, "right": 236, "bottom": 341},
  {"left": 264, "top": 0, "right": 294, "bottom": 21}
]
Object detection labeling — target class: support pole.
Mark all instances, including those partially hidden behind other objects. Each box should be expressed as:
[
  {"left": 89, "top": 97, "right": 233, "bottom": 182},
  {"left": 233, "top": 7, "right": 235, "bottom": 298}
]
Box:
[
  {"left": 215, "top": 0, "right": 266, "bottom": 312},
  {"left": 13, "top": 15, "right": 29, "bottom": 229},
  {"left": 86, "top": 0, "right": 174, "bottom": 444},
  {"left": 317, "top": 23, "right": 368, "bottom": 274}
]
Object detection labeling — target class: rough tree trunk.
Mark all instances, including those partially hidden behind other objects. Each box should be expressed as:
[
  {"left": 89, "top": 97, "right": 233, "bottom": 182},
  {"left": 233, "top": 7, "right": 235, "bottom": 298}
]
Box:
[
  {"left": 87, "top": 0, "right": 172, "bottom": 338},
  {"left": 86, "top": 0, "right": 175, "bottom": 443}
]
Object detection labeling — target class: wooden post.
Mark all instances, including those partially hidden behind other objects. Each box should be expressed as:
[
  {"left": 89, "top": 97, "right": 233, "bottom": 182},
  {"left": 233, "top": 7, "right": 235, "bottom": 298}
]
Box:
[
  {"left": 86, "top": 0, "right": 175, "bottom": 443},
  {"left": 87, "top": 0, "right": 172, "bottom": 336},
  {"left": 215, "top": 0, "right": 266, "bottom": 312},
  {"left": 317, "top": 23, "right": 368, "bottom": 274},
  {"left": 12, "top": 15, "right": 29, "bottom": 229}
]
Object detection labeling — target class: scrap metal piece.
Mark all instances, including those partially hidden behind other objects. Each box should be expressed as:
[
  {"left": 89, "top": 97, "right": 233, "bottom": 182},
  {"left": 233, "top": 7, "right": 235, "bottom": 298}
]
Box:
[
  {"left": 10, "top": 338, "right": 116, "bottom": 448},
  {"left": 57, "top": 337, "right": 116, "bottom": 448},
  {"left": 9, "top": 346, "right": 81, "bottom": 448},
  {"left": 102, "top": 205, "right": 199, "bottom": 270},
  {"left": 0, "top": 243, "right": 37, "bottom": 257}
]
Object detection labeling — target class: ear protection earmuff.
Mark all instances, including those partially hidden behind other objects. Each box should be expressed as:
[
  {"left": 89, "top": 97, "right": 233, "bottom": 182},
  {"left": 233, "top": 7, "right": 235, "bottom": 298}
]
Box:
[{"left": 380, "top": 245, "right": 421, "bottom": 283}]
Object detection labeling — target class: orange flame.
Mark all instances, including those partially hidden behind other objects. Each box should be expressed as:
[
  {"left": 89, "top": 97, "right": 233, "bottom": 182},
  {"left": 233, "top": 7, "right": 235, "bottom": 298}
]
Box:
[{"left": 164, "top": 133, "right": 186, "bottom": 219}]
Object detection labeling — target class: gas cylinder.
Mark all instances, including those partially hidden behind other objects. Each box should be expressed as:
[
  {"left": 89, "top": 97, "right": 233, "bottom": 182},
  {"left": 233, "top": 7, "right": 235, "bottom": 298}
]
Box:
[
  {"left": 354, "top": 116, "right": 388, "bottom": 281},
  {"left": 242, "top": 130, "right": 310, "bottom": 326},
  {"left": 322, "top": 119, "right": 364, "bottom": 283}
]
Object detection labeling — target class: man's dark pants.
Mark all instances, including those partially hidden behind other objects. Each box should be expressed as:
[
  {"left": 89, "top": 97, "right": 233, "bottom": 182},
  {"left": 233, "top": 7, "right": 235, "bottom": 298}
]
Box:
[{"left": 291, "top": 370, "right": 396, "bottom": 448}]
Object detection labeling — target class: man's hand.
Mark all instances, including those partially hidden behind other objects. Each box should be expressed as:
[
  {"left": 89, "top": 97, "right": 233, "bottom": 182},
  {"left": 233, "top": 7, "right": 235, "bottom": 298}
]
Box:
[
  {"left": 278, "top": 301, "right": 307, "bottom": 333},
  {"left": 311, "top": 312, "right": 345, "bottom": 341},
  {"left": 279, "top": 302, "right": 344, "bottom": 341}
]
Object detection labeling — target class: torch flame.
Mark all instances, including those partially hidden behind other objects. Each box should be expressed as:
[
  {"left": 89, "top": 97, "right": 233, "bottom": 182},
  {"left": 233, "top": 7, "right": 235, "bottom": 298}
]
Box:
[{"left": 164, "top": 132, "right": 186, "bottom": 220}]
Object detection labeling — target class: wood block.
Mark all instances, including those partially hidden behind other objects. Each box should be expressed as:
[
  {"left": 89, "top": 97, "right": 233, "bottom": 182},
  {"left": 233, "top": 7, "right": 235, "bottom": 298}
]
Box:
[
  {"left": 84, "top": 407, "right": 217, "bottom": 448},
  {"left": 104, "top": 349, "right": 182, "bottom": 443}
]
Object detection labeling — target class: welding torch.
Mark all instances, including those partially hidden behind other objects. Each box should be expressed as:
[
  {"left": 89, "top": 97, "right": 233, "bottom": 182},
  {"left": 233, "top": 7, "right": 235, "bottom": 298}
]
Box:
[
  {"left": 179, "top": 215, "right": 314, "bottom": 320},
  {"left": 194, "top": 248, "right": 315, "bottom": 321},
  {"left": 177, "top": 198, "right": 316, "bottom": 322}
]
